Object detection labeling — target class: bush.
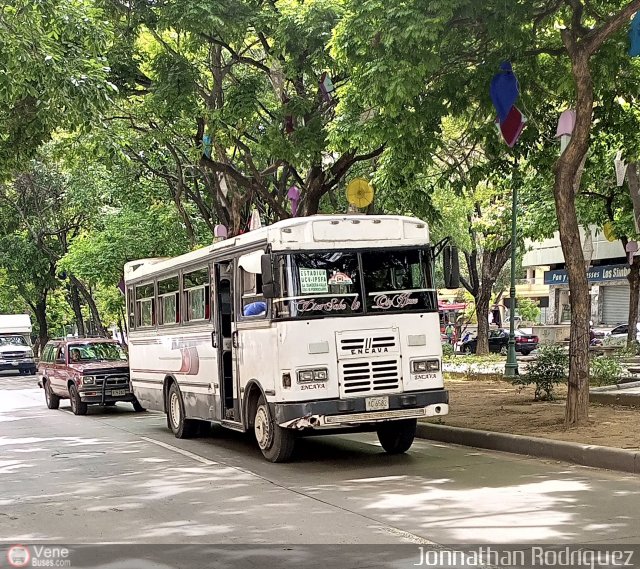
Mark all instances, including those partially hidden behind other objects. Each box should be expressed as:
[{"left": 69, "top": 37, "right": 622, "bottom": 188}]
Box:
[
  {"left": 441, "top": 342, "right": 455, "bottom": 358},
  {"left": 517, "top": 298, "right": 541, "bottom": 324},
  {"left": 590, "top": 356, "right": 622, "bottom": 386},
  {"left": 617, "top": 341, "right": 640, "bottom": 357},
  {"left": 603, "top": 334, "right": 626, "bottom": 348},
  {"left": 512, "top": 344, "right": 568, "bottom": 401}
]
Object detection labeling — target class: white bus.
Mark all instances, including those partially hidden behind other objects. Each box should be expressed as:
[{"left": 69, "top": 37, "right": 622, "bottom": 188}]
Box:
[{"left": 124, "top": 215, "right": 452, "bottom": 462}]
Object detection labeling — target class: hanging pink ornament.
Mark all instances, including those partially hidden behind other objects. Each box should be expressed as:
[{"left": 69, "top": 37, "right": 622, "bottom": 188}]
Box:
[
  {"left": 555, "top": 109, "right": 576, "bottom": 153},
  {"left": 319, "top": 72, "right": 335, "bottom": 103},
  {"left": 214, "top": 225, "right": 228, "bottom": 239},
  {"left": 287, "top": 186, "right": 301, "bottom": 217},
  {"left": 556, "top": 109, "right": 576, "bottom": 137},
  {"left": 249, "top": 209, "right": 262, "bottom": 231},
  {"left": 627, "top": 241, "right": 639, "bottom": 265}
]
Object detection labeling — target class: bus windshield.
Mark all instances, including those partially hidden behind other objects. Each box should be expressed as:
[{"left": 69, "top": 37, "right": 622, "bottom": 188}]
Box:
[{"left": 273, "top": 248, "right": 436, "bottom": 318}]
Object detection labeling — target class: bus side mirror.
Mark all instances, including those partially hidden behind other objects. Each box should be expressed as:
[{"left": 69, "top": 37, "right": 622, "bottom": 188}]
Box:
[
  {"left": 261, "top": 254, "right": 280, "bottom": 298},
  {"left": 443, "top": 246, "right": 460, "bottom": 289}
]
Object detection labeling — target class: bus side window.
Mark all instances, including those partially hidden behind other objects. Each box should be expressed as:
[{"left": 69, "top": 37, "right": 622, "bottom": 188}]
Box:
[
  {"left": 158, "top": 276, "right": 179, "bottom": 325},
  {"left": 183, "top": 268, "right": 210, "bottom": 322},
  {"left": 127, "top": 287, "right": 135, "bottom": 330},
  {"left": 135, "top": 283, "right": 155, "bottom": 327},
  {"left": 240, "top": 268, "right": 266, "bottom": 318}
]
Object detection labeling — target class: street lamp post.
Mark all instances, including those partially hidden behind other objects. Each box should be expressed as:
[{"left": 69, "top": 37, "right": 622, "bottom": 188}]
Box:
[{"left": 504, "top": 180, "right": 518, "bottom": 378}]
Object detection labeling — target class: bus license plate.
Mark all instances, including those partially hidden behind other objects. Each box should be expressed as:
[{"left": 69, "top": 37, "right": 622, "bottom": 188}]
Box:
[
  {"left": 366, "top": 396, "right": 389, "bottom": 411},
  {"left": 110, "top": 389, "right": 127, "bottom": 397}
]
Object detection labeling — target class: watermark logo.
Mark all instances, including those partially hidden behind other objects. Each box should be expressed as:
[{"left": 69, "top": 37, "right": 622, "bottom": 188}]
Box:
[
  {"left": 5, "top": 546, "right": 71, "bottom": 568},
  {"left": 7, "top": 545, "right": 30, "bottom": 568}
]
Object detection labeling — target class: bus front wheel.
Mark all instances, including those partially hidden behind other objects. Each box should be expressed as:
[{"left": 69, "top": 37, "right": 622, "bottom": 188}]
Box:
[
  {"left": 254, "top": 395, "right": 295, "bottom": 463},
  {"left": 376, "top": 419, "right": 417, "bottom": 454}
]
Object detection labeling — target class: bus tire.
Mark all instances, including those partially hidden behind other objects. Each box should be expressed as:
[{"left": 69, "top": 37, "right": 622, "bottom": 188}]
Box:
[
  {"left": 376, "top": 419, "right": 417, "bottom": 454},
  {"left": 167, "top": 383, "right": 197, "bottom": 439},
  {"left": 254, "top": 395, "right": 295, "bottom": 463}
]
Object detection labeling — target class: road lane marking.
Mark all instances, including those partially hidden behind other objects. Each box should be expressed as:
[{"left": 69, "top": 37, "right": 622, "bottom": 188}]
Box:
[{"left": 140, "top": 436, "right": 217, "bottom": 466}]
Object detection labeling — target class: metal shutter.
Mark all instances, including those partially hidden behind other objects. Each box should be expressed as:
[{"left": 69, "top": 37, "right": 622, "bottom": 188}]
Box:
[{"left": 602, "top": 285, "right": 630, "bottom": 325}]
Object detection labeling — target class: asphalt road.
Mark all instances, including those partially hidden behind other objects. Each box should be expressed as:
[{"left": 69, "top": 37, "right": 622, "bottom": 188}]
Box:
[{"left": 2, "top": 373, "right": 640, "bottom": 551}]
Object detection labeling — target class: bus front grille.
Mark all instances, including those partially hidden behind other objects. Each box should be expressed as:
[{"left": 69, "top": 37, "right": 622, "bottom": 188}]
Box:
[
  {"left": 340, "top": 358, "right": 400, "bottom": 395},
  {"left": 339, "top": 335, "right": 397, "bottom": 352}
]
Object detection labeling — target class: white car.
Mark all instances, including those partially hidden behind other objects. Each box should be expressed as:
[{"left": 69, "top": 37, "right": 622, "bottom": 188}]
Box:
[{"left": 604, "top": 323, "right": 640, "bottom": 346}]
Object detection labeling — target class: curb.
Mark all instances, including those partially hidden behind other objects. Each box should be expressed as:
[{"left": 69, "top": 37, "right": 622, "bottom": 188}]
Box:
[
  {"left": 590, "top": 391, "right": 640, "bottom": 407},
  {"left": 416, "top": 423, "right": 640, "bottom": 475},
  {"left": 590, "top": 380, "right": 640, "bottom": 391}
]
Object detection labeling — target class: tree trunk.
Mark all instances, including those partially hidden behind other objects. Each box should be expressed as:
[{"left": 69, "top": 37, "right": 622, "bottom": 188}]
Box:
[
  {"left": 626, "top": 165, "right": 640, "bottom": 346},
  {"left": 117, "top": 315, "right": 125, "bottom": 346},
  {"left": 72, "top": 277, "right": 106, "bottom": 337},
  {"left": 69, "top": 283, "right": 85, "bottom": 337},
  {"left": 553, "top": 51, "right": 592, "bottom": 427},
  {"left": 120, "top": 305, "right": 128, "bottom": 336},
  {"left": 300, "top": 166, "right": 326, "bottom": 216},
  {"left": 172, "top": 191, "right": 197, "bottom": 249},
  {"left": 33, "top": 295, "right": 49, "bottom": 356},
  {"left": 474, "top": 285, "right": 493, "bottom": 355},
  {"left": 627, "top": 259, "right": 640, "bottom": 345}
]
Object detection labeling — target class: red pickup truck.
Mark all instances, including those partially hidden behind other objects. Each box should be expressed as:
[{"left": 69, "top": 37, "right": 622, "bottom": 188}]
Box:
[{"left": 38, "top": 338, "right": 144, "bottom": 415}]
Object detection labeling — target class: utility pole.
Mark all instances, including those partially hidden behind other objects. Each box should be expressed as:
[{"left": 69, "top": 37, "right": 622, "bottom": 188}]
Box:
[{"left": 504, "top": 179, "right": 518, "bottom": 378}]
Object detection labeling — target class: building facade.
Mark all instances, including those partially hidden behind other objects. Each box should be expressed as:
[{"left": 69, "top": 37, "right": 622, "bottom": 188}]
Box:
[{"left": 523, "top": 226, "right": 632, "bottom": 326}]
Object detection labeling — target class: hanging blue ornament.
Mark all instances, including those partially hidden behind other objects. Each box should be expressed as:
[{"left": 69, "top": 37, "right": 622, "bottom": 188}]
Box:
[
  {"left": 202, "top": 134, "right": 212, "bottom": 158},
  {"left": 630, "top": 12, "right": 640, "bottom": 57},
  {"left": 490, "top": 61, "right": 519, "bottom": 123}
]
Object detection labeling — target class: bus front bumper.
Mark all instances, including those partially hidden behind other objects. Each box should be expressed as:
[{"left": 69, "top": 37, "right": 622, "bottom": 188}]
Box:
[{"left": 272, "top": 389, "right": 449, "bottom": 430}]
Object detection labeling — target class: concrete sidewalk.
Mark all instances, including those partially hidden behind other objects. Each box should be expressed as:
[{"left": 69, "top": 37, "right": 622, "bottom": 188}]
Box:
[
  {"left": 416, "top": 422, "right": 640, "bottom": 475},
  {"left": 590, "top": 381, "right": 640, "bottom": 407}
]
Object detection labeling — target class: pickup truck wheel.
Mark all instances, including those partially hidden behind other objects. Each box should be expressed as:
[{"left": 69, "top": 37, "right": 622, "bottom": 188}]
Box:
[
  {"left": 254, "top": 395, "right": 295, "bottom": 463},
  {"left": 132, "top": 399, "right": 145, "bottom": 412},
  {"left": 167, "top": 383, "right": 197, "bottom": 438},
  {"left": 44, "top": 380, "right": 60, "bottom": 410},
  {"left": 69, "top": 384, "right": 88, "bottom": 416},
  {"left": 376, "top": 419, "right": 417, "bottom": 454}
]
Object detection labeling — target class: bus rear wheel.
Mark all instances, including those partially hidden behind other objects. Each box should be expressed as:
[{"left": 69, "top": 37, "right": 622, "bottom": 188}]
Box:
[
  {"left": 254, "top": 395, "right": 295, "bottom": 463},
  {"left": 167, "top": 383, "right": 197, "bottom": 439},
  {"left": 376, "top": 419, "right": 417, "bottom": 454}
]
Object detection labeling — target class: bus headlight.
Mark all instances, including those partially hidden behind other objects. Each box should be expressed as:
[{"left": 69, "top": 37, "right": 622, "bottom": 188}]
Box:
[
  {"left": 297, "top": 368, "right": 328, "bottom": 383},
  {"left": 411, "top": 360, "right": 440, "bottom": 373}
]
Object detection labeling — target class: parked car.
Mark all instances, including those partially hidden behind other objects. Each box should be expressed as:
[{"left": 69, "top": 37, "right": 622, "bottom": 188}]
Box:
[
  {"left": 602, "top": 323, "right": 640, "bottom": 347},
  {"left": 37, "top": 338, "right": 144, "bottom": 415},
  {"left": 0, "top": 314, "right": 37, "bottom": 375},
  {"left": 460, "top": 328, "right": 539, "bottom": 356},
  {"left": 607, "top": 323, "right": 640, "bottom": 337}
]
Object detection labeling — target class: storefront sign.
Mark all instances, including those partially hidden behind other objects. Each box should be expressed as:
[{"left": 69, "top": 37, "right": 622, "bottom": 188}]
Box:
[{"left": 544, "top": 264, "right": 630, "bottom": 285}]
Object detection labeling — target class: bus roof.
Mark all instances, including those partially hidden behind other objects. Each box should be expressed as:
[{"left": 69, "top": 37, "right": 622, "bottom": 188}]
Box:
[{"left": 124, "top": 214, "right": 429, "bottom": 283}]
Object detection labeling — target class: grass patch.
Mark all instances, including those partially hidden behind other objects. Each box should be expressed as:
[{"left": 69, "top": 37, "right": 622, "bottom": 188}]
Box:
[{"left": 444, "top": 353, "right": 505, "bottom": 365}]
